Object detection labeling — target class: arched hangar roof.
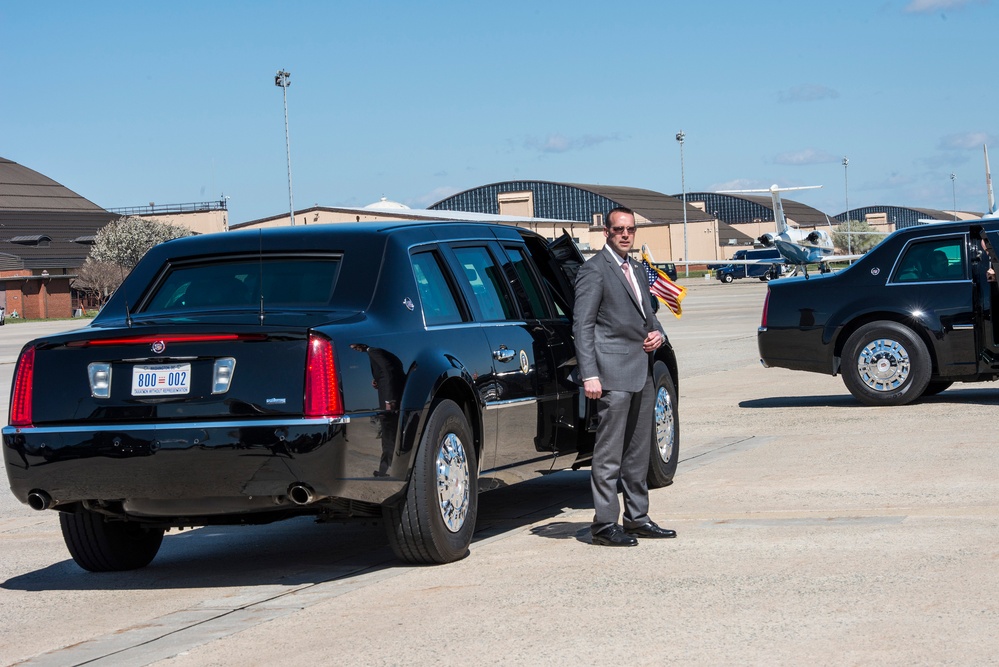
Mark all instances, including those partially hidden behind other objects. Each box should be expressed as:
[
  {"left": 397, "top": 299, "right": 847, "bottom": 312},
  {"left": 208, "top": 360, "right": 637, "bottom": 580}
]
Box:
[
  {"left": 0, "top": 156, "right": 116, "bottom": 270},
  {"left": 834, "top": 205, "right": 961, "bottom": 229},
  {"left": 430, "top": 181, "right": 713, "bottom": 224},
  {"left": 680, "top": 192, "right": 832, "bottom": 228}
]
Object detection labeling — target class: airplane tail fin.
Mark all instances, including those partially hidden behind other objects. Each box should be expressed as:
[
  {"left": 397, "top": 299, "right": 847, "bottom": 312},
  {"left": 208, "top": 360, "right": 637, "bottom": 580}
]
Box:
[{"left": 769, "top": 187, "right": 790, "bottom": 236}]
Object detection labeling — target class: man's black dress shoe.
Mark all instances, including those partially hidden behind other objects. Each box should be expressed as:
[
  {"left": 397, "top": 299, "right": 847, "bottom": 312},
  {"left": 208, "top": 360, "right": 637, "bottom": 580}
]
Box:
[
  {"left": 591, "top": 525, "right": 638, "bottom": 547},
  {"left": 625, "top": 521, "right": 677, "bottom": 539}
]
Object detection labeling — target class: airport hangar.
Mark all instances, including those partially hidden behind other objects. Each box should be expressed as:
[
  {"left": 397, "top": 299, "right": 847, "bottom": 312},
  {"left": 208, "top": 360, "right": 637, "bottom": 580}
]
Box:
[
  {"left": 3, "top": 152, "right": 983, "bottom": 320},
  {"left": 233, "top": 181, "right": 960, "bottom": 263},
  {"left": 0, "top": 156, "right": 226, "bottom": 318}
]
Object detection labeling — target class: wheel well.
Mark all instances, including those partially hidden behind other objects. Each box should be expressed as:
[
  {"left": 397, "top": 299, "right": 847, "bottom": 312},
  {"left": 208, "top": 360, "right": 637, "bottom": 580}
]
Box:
[
  {"left": 654, "top": 347, "right": 680, "bottom": 392},
  {"left": 426, "top": 376, "right": 483, "bottom": 468},
  {"left": 834, "top": 314, "right": 939, "bottom": 375}
]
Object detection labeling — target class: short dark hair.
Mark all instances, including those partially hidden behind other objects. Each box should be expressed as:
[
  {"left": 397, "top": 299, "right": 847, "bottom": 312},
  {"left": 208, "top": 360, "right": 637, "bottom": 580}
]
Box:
[{"left": 605, "top": 206, "right": 634, "bottom": 228}]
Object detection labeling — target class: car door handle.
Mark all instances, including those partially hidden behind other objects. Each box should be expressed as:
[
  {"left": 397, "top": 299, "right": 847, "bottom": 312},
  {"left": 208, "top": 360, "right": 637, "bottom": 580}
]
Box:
[{"left": 493, "top": 347, "right": 515, "bottom": 363}]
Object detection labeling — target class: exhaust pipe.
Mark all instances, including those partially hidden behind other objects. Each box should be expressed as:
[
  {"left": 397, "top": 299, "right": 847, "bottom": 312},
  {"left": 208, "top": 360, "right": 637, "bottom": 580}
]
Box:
[
  {"left": 27, "top": 490, "right": 53, "bottom": 511},
  {"left": 288, "top": 483, "right": 323, "bottom": 506}
]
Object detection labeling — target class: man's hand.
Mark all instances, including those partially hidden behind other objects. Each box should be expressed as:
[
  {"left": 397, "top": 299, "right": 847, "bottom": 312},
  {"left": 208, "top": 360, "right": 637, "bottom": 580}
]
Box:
[
  {"left": 643, "top": 331, "right": 663, "bottom": 352},
  {"left": 583, "top": 378, "right": 602, "bottom": 400}
]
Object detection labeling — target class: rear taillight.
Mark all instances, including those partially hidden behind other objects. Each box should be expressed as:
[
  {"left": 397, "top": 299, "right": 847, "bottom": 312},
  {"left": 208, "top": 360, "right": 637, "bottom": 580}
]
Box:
[
  {"left": 304, "top": 334, "right": 343, "bottom": 418},
  {"left": 760, "top": 289, "right": 771, "bottom": 329},
  {"left": 10, "top": 346, "right": 36, "bottom": 427}
]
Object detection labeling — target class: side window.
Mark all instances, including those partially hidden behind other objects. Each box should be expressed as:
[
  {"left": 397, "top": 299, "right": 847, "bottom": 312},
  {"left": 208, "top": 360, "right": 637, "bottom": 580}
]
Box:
[
  {"left": 503, "top": 246, "right": 549, "bottom": 319},
  {"left": 894, "top": 239, "right": 965, "bottom": 283},
  {"left": 451, "top": 246, "right": 516, "bottom": 321},
  {"left": 411, "top": 251, "right": 463, "bottom": 326}
]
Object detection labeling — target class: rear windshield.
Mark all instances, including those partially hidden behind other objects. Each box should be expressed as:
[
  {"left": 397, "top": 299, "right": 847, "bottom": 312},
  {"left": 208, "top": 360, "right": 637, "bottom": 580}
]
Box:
[{"left": 141, "top": 257, "right": 342, "bottom": 313}]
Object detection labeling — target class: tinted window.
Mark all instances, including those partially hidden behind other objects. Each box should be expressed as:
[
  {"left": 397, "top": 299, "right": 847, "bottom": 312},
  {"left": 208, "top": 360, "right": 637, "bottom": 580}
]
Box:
[
  {"left": 503, "top": 246, "right": 548, "bottom": 319},
  {"left": 894, "top": 239, "right": 965, "bottom": 283},
  {"left": 143, "top": 258, "right": 340, "bottom": 312},
  {"left": 412, "top": 251, "right": 463, "bottom": 326},
  {"left": 452, "top": 246, "right": 516, "bottom": 321}
]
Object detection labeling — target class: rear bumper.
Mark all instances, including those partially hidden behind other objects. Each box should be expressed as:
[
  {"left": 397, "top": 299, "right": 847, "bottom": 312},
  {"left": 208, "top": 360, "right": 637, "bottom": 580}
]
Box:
[{"left": 3, "top": 416, "right": 406, "bottom": 513}]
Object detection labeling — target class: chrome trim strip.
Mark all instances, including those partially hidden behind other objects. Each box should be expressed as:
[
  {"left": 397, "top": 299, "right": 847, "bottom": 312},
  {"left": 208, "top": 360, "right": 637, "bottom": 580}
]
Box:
[
  {"left": 484, "top": 397, "right": 538, "bottom": 410},
  {"left": 2, "top": 416, "right": 349, "bottom": 436},
  {"left": 951, "top": 324, "right": 975, "bottom": 330}
]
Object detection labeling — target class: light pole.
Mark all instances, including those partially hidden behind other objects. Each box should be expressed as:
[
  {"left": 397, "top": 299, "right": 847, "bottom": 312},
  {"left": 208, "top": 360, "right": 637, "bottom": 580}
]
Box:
[
  {"left": 274, "top": 69, "right": 295, "bottom": 226},
  {"left": 842, "top": 157, "right": 850, "bottom": 254},
  {"left": 713, "top": 210, "right": 720, "bottom": 261},
  {"left": 676, "top": 131, "right": 688, "bottom": 277},
  {"left": 950, "top": 172, "right": 957, "bottom": 220}
]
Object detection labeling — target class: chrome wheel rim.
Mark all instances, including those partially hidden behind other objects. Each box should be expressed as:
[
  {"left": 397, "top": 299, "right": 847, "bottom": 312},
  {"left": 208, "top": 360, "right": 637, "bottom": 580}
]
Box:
[
  {"left": 654, "top": 385, "right": 674, "bottom": 463},
  {"left": 857, "top": 337, "right": 911, "bottom": 392},
  {"left": 436, "top": 433, "right": 470, "bottom": 533}
]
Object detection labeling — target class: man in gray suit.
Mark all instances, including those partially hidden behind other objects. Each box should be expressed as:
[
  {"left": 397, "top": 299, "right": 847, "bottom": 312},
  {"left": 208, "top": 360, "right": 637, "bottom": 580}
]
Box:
[{"left": 573, "top": 206, "right": 677, "bottom": 546}]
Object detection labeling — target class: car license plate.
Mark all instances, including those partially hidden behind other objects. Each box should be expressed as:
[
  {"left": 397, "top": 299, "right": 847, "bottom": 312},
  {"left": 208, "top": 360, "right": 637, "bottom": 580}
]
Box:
[{"left": 132, "top": 363, "right": 191, "bottom": 396}]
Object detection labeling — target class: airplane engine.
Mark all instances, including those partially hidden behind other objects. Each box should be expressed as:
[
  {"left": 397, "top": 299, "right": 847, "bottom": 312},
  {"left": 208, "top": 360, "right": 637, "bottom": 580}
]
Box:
[
  {"left": 807, "top": 230, "right": 830, "bottom": 244},
  {"left": 758, "top": 233, "right": 775, "bottom": 247}
]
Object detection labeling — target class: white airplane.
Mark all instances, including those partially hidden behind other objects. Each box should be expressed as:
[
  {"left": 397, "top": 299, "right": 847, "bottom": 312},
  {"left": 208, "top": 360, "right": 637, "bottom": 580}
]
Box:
[
  {"left": 676, "top": 183, "right": 861, "bottom": 277},
  {"left": 721, "top": 184, "right": 854, "bottom": 269}
]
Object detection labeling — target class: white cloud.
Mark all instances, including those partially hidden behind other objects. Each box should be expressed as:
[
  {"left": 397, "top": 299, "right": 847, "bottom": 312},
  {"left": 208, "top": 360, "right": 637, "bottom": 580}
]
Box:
[
  {"left": 410, "top": 185, "right": 460, "bottom": 208},
  {"left": 523, "top": 132, "right": 622, "bottom": 154},
  {"left": 905, "top": 0, "right": 984, "bottom": 13},
  {"left": 777, "top": 84, "right": 840, "bottom": 103},
  {"left": 938, "top": 131, "right": 994, "bottom": 150},
  {"left": 708, "top": 178, "right": 766, "bottom": 192},
  {"left": 773, "top": 149, "right": 839, "bottom": 166}
]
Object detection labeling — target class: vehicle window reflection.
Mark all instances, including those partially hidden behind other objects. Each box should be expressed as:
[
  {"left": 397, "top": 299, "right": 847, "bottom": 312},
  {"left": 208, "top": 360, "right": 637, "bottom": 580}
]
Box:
[
  {"left": 411, "top": 251, "right": 463, "bottom": 326},
  {"left": 451, "top": 246, "right": 515, "bottom": 321},
  {"left": 503, "top": 246, "right": 548, "bottom": 319}
]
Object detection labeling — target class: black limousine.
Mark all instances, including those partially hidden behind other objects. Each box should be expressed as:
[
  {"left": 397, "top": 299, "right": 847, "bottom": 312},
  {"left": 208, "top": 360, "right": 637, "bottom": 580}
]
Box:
[
  {"left": 759, "top": 219, "right": 999, "bottom": 406},
  {"left": 4, "top": 222, "right": 680, "bottom": 569}
]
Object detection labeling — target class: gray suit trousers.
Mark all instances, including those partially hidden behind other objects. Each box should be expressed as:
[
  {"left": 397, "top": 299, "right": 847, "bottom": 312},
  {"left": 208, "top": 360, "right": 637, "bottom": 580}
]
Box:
[{"left": 591, "top": 374, "right": 654, "bottom": 531}]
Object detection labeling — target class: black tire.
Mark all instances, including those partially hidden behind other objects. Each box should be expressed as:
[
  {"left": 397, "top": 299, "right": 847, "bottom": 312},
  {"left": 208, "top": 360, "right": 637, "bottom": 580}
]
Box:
[
  {"left": 59, "top": 510, "right": 164, "bottom": 572},
  {"left": 646, "top": 362, "right": 679, "bottom": 488},
  {"left": 921, "top": 380, "right": 953, "bottom": 397},
  {"left": 384, "top": 399, "right": 478, "bottom": 564},
  {"left": 721, "top": 274, "right": 734, "bottom": 284},
  {"left": 841, "top": 321, "right": 930, "bottom": 406}
]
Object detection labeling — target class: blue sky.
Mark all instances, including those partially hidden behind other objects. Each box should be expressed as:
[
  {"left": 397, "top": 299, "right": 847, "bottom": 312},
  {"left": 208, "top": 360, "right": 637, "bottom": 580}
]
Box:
[{"left": 2, "top": 0, "right": 997, "bottom": 224}]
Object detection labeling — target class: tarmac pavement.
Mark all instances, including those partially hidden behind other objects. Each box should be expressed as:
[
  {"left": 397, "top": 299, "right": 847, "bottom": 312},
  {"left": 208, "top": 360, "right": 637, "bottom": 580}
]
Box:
[{"left": 1, "top": 280, "right": 997, "bottom": 666}]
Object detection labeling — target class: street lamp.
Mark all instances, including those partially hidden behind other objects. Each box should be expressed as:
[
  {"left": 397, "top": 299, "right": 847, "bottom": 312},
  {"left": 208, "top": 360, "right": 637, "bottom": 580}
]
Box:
[
  {"left": 274, "top": 69, "right": 295, "bottom": 226},
  {"left": 950, "top": 172, "right": 957, "bottom": 220},
  {"left": 712, "top": 210, "right": 720, "bottom": 260},
  {"left": 842, "top": 157, "right": 851, "bottom": 254},
  {"left": 676, "top": 131, "right": 688, "bottom": 277}
]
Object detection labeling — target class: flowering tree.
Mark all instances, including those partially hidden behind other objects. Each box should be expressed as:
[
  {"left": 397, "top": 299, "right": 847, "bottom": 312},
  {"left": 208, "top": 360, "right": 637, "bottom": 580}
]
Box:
[
  {"left": 74, "top": 217, "right": 194, "bottom": 306},
  {"left": 91, "top": 216, "right": 193, "bottom": 269}
]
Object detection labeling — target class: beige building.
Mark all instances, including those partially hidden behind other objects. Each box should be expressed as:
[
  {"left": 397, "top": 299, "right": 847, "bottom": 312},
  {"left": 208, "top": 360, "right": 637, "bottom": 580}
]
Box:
[{"left": 110, "top": 200, "right": 229, "bottom": 235}]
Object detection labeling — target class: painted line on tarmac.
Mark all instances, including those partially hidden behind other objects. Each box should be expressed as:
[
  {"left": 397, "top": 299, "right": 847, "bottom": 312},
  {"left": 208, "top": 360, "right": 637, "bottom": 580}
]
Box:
[
  {"left": 678, "top": 435, "right": 776, "bottom": 473},
  {"left": 17, "top": 557, "right": 414, "bottom": 667}
]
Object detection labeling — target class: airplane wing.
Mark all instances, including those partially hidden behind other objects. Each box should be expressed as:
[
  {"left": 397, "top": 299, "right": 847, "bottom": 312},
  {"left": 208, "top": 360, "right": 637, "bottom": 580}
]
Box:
[{"left": 673, "top": 255, "right": 861, "bottom": 266}]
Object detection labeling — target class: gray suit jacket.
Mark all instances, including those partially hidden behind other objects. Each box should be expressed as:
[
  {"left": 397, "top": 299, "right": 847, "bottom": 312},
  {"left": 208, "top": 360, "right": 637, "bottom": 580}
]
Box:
[{"left": 572, "top": 248, "right": 666, "bottom": 393}]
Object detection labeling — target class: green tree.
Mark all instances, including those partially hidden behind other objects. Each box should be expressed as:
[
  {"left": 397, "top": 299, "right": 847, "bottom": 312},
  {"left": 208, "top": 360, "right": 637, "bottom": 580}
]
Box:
[
  {"left": 833, "top": 219, "right": 883, "bottom": 255},
  {"left": 91, "top": 216, "right": 193, "bottom": 270}
]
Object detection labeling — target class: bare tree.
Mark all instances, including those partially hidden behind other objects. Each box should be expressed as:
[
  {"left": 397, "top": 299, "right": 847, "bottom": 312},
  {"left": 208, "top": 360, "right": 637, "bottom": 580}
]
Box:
[{"left": 72, "top": 258, "right": 127, "bottom": 310}]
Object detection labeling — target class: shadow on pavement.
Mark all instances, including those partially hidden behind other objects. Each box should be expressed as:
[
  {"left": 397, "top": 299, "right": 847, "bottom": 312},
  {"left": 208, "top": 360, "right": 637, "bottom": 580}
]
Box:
[
  {"left": 740, "top": 386, "right": 999, "bottom": 409},
  {"left": 2, "top": 470, "right": 594, "bottom": 592}
]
